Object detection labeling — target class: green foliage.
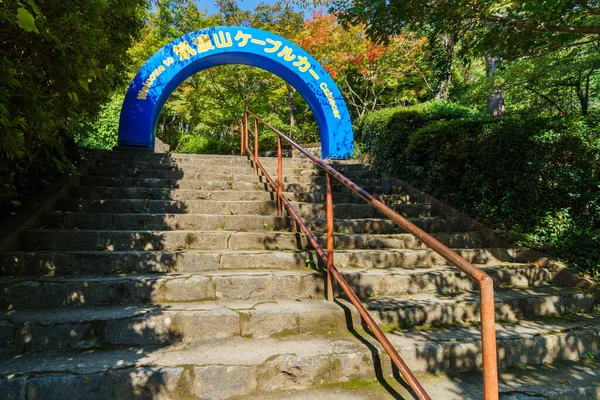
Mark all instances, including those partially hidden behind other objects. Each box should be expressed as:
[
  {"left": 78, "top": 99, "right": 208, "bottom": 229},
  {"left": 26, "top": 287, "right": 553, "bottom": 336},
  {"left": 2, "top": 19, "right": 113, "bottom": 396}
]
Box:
[
  {"left": 0, "top": 0, "right": 147, "bottom": 213},
  {"left": 358, "top": 103, "right": 600, "bottom": 279},
  {"left": 177, "top": 133, "right": 235, "bottom": 155},
  {"left": 333, "top": 0, "right": 600, "bottom": 59},
  {"left": 77, "top": 94, "right": 125, "bottom": 150},
  {"left": 357, "top": 101, "right": 477, "bottom": 172}
]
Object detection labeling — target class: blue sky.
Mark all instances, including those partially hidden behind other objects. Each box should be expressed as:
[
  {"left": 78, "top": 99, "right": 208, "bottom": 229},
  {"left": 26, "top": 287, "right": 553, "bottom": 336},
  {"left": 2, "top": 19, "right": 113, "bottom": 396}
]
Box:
[{"left": 194, "top": 0, "right": 314, "bottom": 18}]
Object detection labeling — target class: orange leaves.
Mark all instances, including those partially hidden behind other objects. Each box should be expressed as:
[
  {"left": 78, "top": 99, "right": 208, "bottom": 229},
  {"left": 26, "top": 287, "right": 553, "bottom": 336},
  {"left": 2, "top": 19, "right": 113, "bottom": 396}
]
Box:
[
  {"left": 367, "top": 44, "right": 386, "bottom": 64},
  {"left": 351, "top": 54, "right": 365, "bottom": 65},
  {"left": 298, "top": 11, "right": 336, "bottom": 52},
  {"left": 323, "top": 65, "right": 338, "bottom": 79}
]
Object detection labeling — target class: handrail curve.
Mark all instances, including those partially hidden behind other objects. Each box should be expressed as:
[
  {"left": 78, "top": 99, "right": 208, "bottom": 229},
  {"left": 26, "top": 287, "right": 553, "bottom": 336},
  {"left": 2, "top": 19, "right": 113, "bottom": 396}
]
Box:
[{"left": 242, "top": 110, "right": 499, "bottom": 400}]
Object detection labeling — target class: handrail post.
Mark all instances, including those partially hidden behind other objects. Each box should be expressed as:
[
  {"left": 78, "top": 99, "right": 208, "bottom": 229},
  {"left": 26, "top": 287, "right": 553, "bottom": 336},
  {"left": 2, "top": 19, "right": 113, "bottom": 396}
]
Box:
[
  {"left": 277, "top": 135, "right": 283, "bottom": 215},
  {"left": 480, "top": 277, "right": 499, "bottom": 400},
  {"left": 325, "top": 172, "right": 334, "bottom": 302},
  {"left": 244, "top": 112, "right": 249, "bottom": 154},
  {"left": 254, "top": 117, "right": 259, "bottom": 174},
  {"left": 240, "top": 120, "right": 244, "bottom": 156}
]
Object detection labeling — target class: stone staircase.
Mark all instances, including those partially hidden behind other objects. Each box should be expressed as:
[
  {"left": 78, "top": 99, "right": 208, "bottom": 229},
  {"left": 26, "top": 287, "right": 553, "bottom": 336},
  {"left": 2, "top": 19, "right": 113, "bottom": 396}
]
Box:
[{"left": 1, "top": 151, "right": 599, "bottom": 399}]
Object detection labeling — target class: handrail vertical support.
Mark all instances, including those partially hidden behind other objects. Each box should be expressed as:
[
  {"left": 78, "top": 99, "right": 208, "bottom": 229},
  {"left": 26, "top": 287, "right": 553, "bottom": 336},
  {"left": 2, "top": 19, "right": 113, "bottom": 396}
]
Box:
[
  {"left": 325, "top": 172, "right": 334, "bottom": 302},
  {"left": 254, "top": 117, "right": 259, "bottom": 174},
  {"left": 244, "top": 112, "right": 249, "bottom": 154},
  {"left": 277, "top": 136, "right": 283, "bottom": 215},
  {"left": 480, "top": 277, "right": 499, "bottom": 400},
  {"left": 239, "top": 120, "right": 244, "bottom": 156}
]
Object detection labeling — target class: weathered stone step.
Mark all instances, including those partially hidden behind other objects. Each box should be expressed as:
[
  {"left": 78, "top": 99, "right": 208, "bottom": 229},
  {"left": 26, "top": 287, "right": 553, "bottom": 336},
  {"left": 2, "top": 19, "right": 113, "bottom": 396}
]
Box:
[
  {"left": 70, "top": 186, "right": 279, "bottom": 201},
  {"left": 0, "top": 299, "right": 357, "bottom": 353},
  {"left": 340, "top": 264, "right": 551, "bottom": 298},
  {"left": 69, "top": 186, "right": 415, "bottom": 204},
  {"left": 97, "top": 162, "right": 372, "bottom": 180},
  {"left": 0, "top": 270, "right": 323, "bottom": 310},
  {"left": 55, "top": 199, "right": 433, "bottom": 218},
  {"left": 57, "top": 199, "right": 279, "bottom": 215},
  {"left": 238, "top": 384, "right": 410, "bottom": 400},
  {"left": 2, "top": 317, "right": 600, "bottom": 399},
  {"left": 42, "top": 212, "right": 291, "bottom": 231},
  {"left": 365, "top": 286, "right": 594, "bottom": 328},
  {"left": 91, "top": 166, "right": 380, "bottom": 181},
  {"left": 106, "top": 153, "right": 366, "bottom": 168},
  {"left": 88, "top": 167, "right": 381, "bottom": 185},
  {"left": 385, "top": 315, "right": 600, "bottom": 374},
  {"left": 100, "top": 157, "right": 369, "bottom": 171},
  {"left": 241, "top": 358, "right": 600, "bottom": 400},
  {"left": 1, "top": 247, "right": 517, "bottom": 277},
  {"left": 0, "top": 287, "right": 587, "bottom": 355},
  {"left": 79, "top": 176, "right": 401, "bottom": 194},
  {"left": 41, "top": 213, "right": 463, "bottom": 234},
  {"left": 290, "top": 201, "right": 433, "bottom": 219},
  {"left": 21, "top": 229, "right": 482, "bottom": 252},
  {"left": 0, "top": 261, "right": 547, "bottom": 307},
  {"left": 0, "top": 333, "right": 389, "bottom": 400}
]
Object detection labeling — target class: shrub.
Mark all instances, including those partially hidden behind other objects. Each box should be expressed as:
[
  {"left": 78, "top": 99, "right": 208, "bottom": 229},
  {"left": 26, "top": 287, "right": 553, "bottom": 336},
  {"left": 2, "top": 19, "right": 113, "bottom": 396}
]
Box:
[
  {"left": 0, "top": 0, "right": 147, "bottom": 215},
  {"left": 358, "top": 103, "right": 600, "bottom": 279},
  {"left": 177, "top": 134, "right": 235, "bottom": 154},
  {"left": 356, "top": 101, "right": 477, "bottom": 173},
  {"left": 76, "top": 93, "right": 125, "bottom": 150}
]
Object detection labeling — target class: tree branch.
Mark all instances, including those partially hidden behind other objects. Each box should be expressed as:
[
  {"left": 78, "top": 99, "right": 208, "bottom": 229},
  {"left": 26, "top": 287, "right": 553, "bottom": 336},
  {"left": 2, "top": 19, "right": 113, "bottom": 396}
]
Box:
[
  {"left": 576, "top": 0, "right": 600, "bottom": 16},
  {"left": 488, "top": 13, "right": 600, "bottom": 34}
]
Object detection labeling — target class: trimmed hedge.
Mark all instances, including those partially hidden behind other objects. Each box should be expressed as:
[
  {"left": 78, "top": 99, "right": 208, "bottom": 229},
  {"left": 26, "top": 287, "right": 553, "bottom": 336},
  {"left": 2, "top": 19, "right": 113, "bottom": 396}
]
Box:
[
  {"left": 356, "top": 101, "right": 477, "bottom": 173},
  {"left": 358, "top": 102, "right": 600, "bottom": 280}
]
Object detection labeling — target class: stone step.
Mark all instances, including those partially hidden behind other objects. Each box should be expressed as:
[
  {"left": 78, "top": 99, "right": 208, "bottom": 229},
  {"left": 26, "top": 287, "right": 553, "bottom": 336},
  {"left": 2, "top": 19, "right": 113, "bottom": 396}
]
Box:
[
  {"left": 106, "top": 153, "right": 365, "bottom": 168},
  {"left": 0, "top": 270, "right": 323, "bottom": 310},
  {"left": 237, "top": 384, "right": 412, "bottom": 400},
  {"left": 88, "top": 167, "right": 381, "bottom": 185},
  {"left": 56, "top": 199, "right": 279, "bottom": 215},
  {"left": 55, "top": 199, "right": 434, "bottom": 219},
  {"left": 97, "top": 162, "right": 372, "bottom": 179},
  {"left": 1, "top": 247, "right": 518, "bottom": 276},
  {"left": 0, "top": 287, "right": 589, "bottom": 355},
  {"left": 291, "top": 202, "right": 433, "bottom": 219},
  {"left": 79, "top": 176, "right": 404, "bottom": 194},
  {"left": 0, "top": 299, "right": 357, "bottom": 353},
  {"left": 0, "top": 262, "right": 549, "bottom": 308},
  {"left": 69, "top": 186, "right": 415, "bottom": 204},
  {"left": 245, "top": 358, "right": 600, "bottom": 400},
  {"left": 365, "top": 286, "right": 594, "bottom": 328},
  {"left": 100, "top": 157, "right": 369, "bottom": 171},
  {"left": 384, "top": 315, "right": 600, "bottom": 374},
  {"left": 0, "top": 333, "right": 390, "bottom": 400},
  {"left": 91, "top": 166, "right": 380, "bottom": 181},
  {"left": 40, "top": 213, "right": 464, "bottom": 234},
  {"left": 21, "top": 229, "right": 483, "bottom": 252},
  {"left": 2, "top": 317, "right": 600, "bottom": 399}
]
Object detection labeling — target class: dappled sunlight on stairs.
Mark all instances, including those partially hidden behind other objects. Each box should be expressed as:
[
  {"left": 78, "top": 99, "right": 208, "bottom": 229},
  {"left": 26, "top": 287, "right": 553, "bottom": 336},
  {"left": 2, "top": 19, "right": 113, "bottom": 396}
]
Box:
[{"left": 0, "top": 151, "right": 599, "bottom": 399}]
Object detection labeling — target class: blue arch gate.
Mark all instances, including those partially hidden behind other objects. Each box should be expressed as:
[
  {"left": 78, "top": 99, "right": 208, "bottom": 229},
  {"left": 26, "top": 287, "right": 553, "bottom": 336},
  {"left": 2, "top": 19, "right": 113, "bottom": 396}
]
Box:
[{"left": 118, "top": 26, "right": 354, "bottom": 159}]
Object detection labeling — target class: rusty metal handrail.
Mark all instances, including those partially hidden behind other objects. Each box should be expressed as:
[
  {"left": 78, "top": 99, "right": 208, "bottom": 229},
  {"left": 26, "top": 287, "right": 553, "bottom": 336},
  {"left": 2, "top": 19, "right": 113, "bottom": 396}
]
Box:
[{"left": 242, "top": 110, "right": 499, "bottom": 400}]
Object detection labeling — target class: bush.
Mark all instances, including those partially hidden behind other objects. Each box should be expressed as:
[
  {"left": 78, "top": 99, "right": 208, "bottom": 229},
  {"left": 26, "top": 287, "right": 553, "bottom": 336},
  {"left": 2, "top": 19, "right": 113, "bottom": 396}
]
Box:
[
  {"left": 76, "top": 93, "right": 125, "bottom": 150},
  {"left": 356, "top": 101, "right": 477, "bottom": 173},
  {"left": 0, "top": 0, "right": 147, "bottom": 215},
  {"left": 177, "top": 134, "right": 236, "bottom": 154},
  {"left": 358, "top": 103, "right": 600, "bottom": 280}
]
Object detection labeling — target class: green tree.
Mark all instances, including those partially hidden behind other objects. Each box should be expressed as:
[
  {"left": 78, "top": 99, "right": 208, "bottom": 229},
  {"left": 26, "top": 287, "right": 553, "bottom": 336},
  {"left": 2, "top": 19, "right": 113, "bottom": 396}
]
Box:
[{"left": 0, "top": 0, "right": 148, "bottom": 212}]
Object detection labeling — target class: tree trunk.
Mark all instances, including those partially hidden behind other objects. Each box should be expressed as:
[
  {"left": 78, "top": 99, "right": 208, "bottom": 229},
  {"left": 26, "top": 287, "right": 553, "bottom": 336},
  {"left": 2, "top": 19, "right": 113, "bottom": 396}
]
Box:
[
  {"left": 485, "top": 55, "right": 505, "bottom": 116},
  {"left": 576, "top": 82, "right": 589, "bottom": 116},
  {"left": 435, "top": 73, "right": 452, "bottom": 100},
  {"left": 432, "top": 33, "right": 455, "bottom": 101}
]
